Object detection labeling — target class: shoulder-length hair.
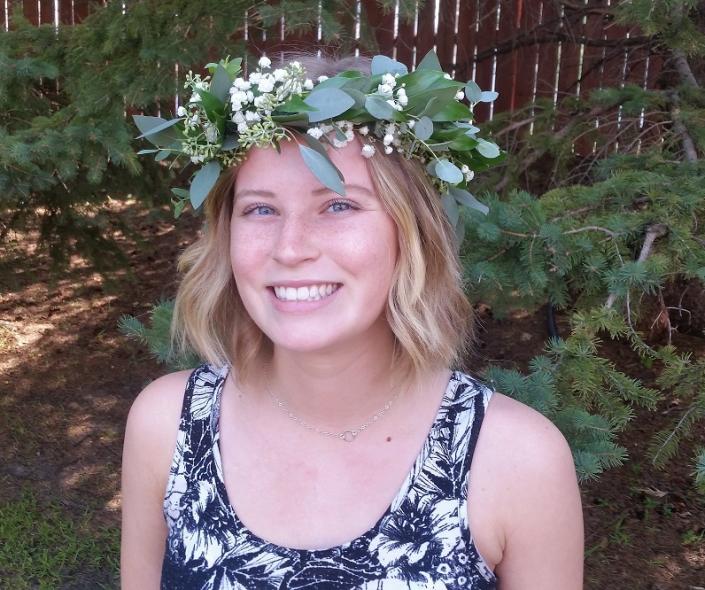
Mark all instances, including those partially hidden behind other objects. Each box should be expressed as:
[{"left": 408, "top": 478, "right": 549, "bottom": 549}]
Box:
[{"left": 170, "top": 53, "right": 475, "bottom": 385}]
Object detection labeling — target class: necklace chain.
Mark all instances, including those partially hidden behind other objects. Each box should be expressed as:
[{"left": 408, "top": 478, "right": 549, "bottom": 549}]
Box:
[{"left": 263, "top": 367, "right": 403, "bottom": 442}]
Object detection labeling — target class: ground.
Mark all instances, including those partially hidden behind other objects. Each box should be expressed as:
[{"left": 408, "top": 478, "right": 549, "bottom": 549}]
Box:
[{"left": 0, "top": 199, "right": 703, "bottom": 589}]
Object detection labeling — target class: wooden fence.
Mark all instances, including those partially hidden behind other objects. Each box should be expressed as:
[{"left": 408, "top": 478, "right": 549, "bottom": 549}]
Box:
[{"left": 4, "top": 0, "right": 660, "bottom": 124}]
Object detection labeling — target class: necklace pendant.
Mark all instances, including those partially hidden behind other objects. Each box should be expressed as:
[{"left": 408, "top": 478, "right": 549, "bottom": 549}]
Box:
[{"left": 342, "top": 430, "right": 357, "bottom": 442}]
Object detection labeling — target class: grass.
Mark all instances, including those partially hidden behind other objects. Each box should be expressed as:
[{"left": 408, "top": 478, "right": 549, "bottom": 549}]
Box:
[{"left": 0, "top": 488, "right": 119, "bottom": 589}]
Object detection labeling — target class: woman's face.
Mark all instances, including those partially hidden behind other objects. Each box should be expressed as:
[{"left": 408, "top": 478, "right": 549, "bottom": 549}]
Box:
[{"left": 230, "top": 138, "right": 399, "bottom": 354}]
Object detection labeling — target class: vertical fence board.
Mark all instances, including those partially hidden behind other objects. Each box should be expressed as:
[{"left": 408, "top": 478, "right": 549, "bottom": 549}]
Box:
[
  {"left": 512, "top": 0, "right": 541, "bottom": 111},
  {"left": 414, "top": 0, "right": 436, "bottom": 67},
  {"left": 22, "top": 0, "right": 39, "bottom": 24},
  {"left": 534, "top": 0, "right": 559, "bottom": 102},
  {"left": 435, "top": 0, "right": 457, "bottom": 71},
  {"left": 58, "top": 0, "right": 74, "bottom": 24},
  {"left": 473, "top": 0, "right": 499, "bottom": 121},
  {"left": 494, "top": 0, "right": 517, "bottom": 114},
  {"left": 394, "top": 5, "right": 416, "bottom": 70},
  {"left": 455, "top": 0, "right": 478, "bottom": 83},
  {"left": 362, "top": 0, "right": 395, "bottom": 57},
  {"left": 556, "top": 3, "right": 582, "bottom": 100}
]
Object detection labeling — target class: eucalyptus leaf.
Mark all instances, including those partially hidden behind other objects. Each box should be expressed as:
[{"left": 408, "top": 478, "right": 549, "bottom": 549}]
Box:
[
  {"left": 276, "top": 94, "right": 318, "bottom": 114},
  {"left": 464, "top": 80, "right": 482, "bottom": 103},
  {"left": 434, "top": 159, "right": 464, "bottom": 184},
  {"left": 454, "top": 218, "right": 466, "bottom": 248},
  {"left": 133, "top": 115, "right": 182, "bottom": 139},
  {"left": 305, "top": 88, "right": 355, "bottom": 123},
  {"left": 220, "top": 136, "right": 238, "bottom": 151},
  {"left": 414, "top": 116, "right": 433, "bottom": 141},
  {"left": 210, "top": 64, "right": 232, "bottom": 102},
  {"left": 480, "top": 90, "right": 499, "bottom": 103},
  {"left": 299, "top": 145, "right": 346, "bottom": 195},
  {"left": 344, "top": 88, "right": 367, "bottom": 109},
  {"left": 371, "top": 55, "right": 408, "bottom": 76},
  {"left": 155, "top": 150, "right": 171, "bottom": 161},
  {"left": 190, "top": 161, "right": 221, "bottom": 209},
  {"left": 450, "top": 187, "right": 489, "bottom": 215},
  {"left": 417, "top": 49, "right": 442, "bottom": 72},
  {"left": 136, "top": 148, "right": 160, "bottom": 155},
  {"left": 303, "top": 135, "right": 343, "bottom": 180},
  {"left": 365, "top": 95, "right": 397, "bottom": 119},
  {"left": 171, "top": 187, "right": 190, "bottom": 199},
  {"left": 476, "top": 139, "right": 501, "bottom": 158},
  {"left": 442, "top": 192, "right": 460, "bottom": 226}
]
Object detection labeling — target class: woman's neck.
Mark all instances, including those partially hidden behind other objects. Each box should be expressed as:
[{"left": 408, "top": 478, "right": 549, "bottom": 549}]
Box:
[{"left": 258, "top": 321, "right": 413, "bottom": 431}]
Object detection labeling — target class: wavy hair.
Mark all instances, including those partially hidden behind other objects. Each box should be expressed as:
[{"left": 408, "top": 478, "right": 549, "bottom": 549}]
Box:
[{"left": 170, "top": 53, "right": 475, "bottom": 385}]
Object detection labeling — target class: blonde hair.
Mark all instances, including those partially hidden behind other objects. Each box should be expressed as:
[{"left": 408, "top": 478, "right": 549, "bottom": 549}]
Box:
[{"left": 171, "top": 54, "right": 474, "bottom": 385}]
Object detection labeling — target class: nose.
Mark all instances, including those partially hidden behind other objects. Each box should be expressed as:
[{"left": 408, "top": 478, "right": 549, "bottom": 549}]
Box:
[{"left": 271, "top": 212, "right": 320, "bottom": 266}]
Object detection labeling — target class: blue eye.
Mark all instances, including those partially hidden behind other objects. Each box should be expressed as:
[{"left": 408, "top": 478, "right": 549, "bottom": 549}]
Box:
[
  {"left": 244, "top": 204, "right": 275, "bottom": 216},
  {"left": 328, "top": 200, "right": 356, "bottom": 213}
]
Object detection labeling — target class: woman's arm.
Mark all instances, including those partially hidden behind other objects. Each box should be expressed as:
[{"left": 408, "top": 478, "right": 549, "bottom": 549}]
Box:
[
  {"left": 120, "top": 371, "right": 190, "bottom": 590},
  {"left": 485, "top": 394, "right": 584, "bottom": 589}
]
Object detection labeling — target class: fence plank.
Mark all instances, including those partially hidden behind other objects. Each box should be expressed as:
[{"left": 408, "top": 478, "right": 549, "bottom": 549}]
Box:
[
  {"left": 512, "top": 0, "right": 542, "bottom": 111},
  {"left": 414, "top": 0, "right": 436, "bottom": 68},
  {"left": 435, "top": 0, "right": 457, "bottom": 71},
  {"left": 22, "top": 0, "right": 39, "bottom": 25},
  {"left": 455, "top": 0, "right": 478, "bottom": 83},
  {"left": 534, "top": 0, "right": 560, "bottom": 103},
  {"left": 473, "top": 0, "right": 499, "bottom": 121},
  {"left": 493, "top": 0, "right": 517, "bottom": 115},
  {"left": 362, "top": 0, "right": 395, "bottom": 56},
  {"left": 394, "top": 3, "right": 416, "bottom": 69}
]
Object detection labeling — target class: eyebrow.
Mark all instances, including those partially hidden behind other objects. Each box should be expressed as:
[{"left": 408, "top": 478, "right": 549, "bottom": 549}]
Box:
[{"left": 234, "top": 184, "right": 375, "bottom": 201}]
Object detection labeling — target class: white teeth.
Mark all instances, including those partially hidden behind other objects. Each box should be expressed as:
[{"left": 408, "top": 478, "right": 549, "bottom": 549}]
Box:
[{"left": 273, "top": 283, "right": 339, "bottom": 302}]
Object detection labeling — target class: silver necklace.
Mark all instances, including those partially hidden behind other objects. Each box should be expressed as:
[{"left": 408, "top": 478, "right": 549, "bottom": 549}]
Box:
[{"left": 264, "top": 368, "right": 404, "bottom": 442}]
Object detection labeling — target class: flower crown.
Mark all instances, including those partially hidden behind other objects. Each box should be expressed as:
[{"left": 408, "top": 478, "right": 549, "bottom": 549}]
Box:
[{"left": 133, "top": 50, "right": 503, "bottom": 228}]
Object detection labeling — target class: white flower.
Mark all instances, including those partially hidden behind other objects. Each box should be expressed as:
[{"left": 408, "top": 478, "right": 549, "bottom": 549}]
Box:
[
  {"left": 386, "top": 99, "right": 403, "bottom": 111},
  {"left": 232, "top": 111, "right": 246, "bottom": 124},
  {"left": 234, "top": 78, "right": 251, "bottom": 91},
  {"left": 465, "top": 169, "right": 475, "bottom": 181},
  {"left": 257, "top": 76, "right": 275, "bottom": 94},
  {"left": 332, "top": 137, "right": 349, "bottom": 148},
  {"left": 407, "top": 120, "right": 415, "bottom": 129},
  {"left": 345, "top": 129, "right": 354, "bottom": 141},
  {"left": 177, "top": 106, "right": 187, "bottom": 117},
  {"left": 455, "top": 90, "right": 465, "bottom": 101},
  {"left": 461, "top": 164, "right": 470, "bottom": 173},
  {"left": 377, "top": 83, "right": 394, "bottom": 96},
  {"left": 307, "top": 127, "right": 324, "bottom": 139},
  {"left": 382, "top": 73, "right": 396, "bottom": 87},
  {"left": 303, "top": 79, "right": 314, "bottom": 90},
  {"left": 383, "top": 134, "right": 394, "bottom": 146},
  {"left": 245, "top": 110, "right": 260, "bottom": 122},
  {"left": 230, "top": 90, "right": 248, "bottom": 105},
  {"left": 397, "top": 93, "right": 408, "bottom": 106},
  {"left": 258, "top": 56, "right": 271, "bottom": 69},
  {"left": 358, "top": 126, "right": 369, "bottom": 136},
  {"left": 237, "top": 122, "right": 248, "bottom": 133},
  {"left": 361, "top": 144, "right": 375, "bottom": 158},
  {"left": 190, "top": 155, "right": 205, "bottom": 164},
  {"left": 253, "top": 95, "right": 269, "bottom": 109},
  {"left": 273, "top": 68, "right": 287, "bottom": 82},
  {"left": 443, "top": 73, "right": 452, "bottom": 80},
  {"left": 317, "top": 75, "right": 329, "bottom": 83},
  {"left": 384, "top": 145, "right": 393, "bottom": 154},
  {"left": 248, "top": 72, "right": 262, "bottom": 84},
  {"left": 246, "top": 90, "right": 254, "bottom": 102},
  {"left": 189, "top": 93, "right": 201, "bottom": 103},
  {"left": 290, "top": 60, "right": 301, "bottom": 68}
]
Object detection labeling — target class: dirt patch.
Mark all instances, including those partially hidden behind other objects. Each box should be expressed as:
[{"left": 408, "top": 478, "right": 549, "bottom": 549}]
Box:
[{"left": 1, "top": 200, "right": 703, "bottom": 588}]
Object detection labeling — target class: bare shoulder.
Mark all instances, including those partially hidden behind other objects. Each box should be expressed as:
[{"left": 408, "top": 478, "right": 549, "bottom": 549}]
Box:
[
  {"left": 123, "top": 369, "right": 194, "bottom": 487},
  {"left": 475, "top": 391, "right": 584, "bottom": 588}
]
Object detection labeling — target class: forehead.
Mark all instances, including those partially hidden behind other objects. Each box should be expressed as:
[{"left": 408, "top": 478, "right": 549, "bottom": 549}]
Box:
[{"left": 234, "top": 137, "right": 376, "bottom": 198}]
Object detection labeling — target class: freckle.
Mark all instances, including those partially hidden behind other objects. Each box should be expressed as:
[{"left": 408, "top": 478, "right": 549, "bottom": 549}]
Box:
[{"left": 386, "top": 436, "right": 392, "bottom": 442}]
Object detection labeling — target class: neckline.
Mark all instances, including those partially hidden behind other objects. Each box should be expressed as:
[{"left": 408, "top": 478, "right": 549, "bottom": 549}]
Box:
[{"left": 209, "top": 366, "right": 459, "bottom": 555}]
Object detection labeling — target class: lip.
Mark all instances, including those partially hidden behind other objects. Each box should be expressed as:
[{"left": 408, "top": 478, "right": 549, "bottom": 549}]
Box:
[
  {"left": 267, "top": 280, "right": 342, "bottom": 288},
  {"left": 267, "top": 284, "right": 342, "bottom": 313}
]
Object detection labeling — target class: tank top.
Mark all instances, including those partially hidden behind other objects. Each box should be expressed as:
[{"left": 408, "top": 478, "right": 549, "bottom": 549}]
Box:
[{"left": 161, "top": 363, "right": 498, "bottom": 589}]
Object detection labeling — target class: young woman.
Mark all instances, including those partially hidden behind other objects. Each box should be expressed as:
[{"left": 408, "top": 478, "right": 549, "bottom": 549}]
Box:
[{"left": 121, "top": 54, "right": 584, "bottom": 589}]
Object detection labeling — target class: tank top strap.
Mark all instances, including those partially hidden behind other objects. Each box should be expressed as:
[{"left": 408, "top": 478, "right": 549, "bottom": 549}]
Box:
[{"left": 163, "top": 363, "right": 228, "bottom": 527}]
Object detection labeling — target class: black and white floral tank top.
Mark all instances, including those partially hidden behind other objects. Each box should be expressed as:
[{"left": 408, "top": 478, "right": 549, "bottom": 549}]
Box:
[{"left": 161, "top": 364, "right": 498, "bottom": 589}]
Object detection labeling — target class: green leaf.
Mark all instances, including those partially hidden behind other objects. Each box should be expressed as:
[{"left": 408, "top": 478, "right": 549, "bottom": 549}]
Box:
[
  {"left": 210, "top": 64, "right": 232, "bottom": 102},
  {"left": 220, "top": 136, "right": 238, "bottom": 151},
  {"left": 298, "top": 144, "right": 346, "bottom": 195},
  {"left": 196, "top": 89, "right": 225, "bottom": 122},
  {"left": 434, "top": 159, "right": 463, "bottom": 184},
  {"left": 406, "top": 85, "right": 460, "bottom": 117},
  {"left": 414, "top": 116, "right": 433, "bottom": 140},
  {"left": 416, "top": 49, "right": 442, "bottom": 72},
  {"left": 171, "top": 187, "right": 190, "bottom": 199},
  {"left": 442, "top": 192, "right": 459, "bottom": 225},
  {"left": 365, "top": 95, "right": 397, "bottom": 119},
  {"left": 133, "top": 115, "right": 182, "bottom": 148},
  {"left": 155, "top": 150, "right": 171, "bottom": 161},
  {"left": 276, "top": 94, "right": 318, "bottom": 114},
  {"left": 190, "top": 161, "right": 221, "bottom": 209},
  {"left": 430, "top": 100, "right": 473, "bottom": 122},
  {"left": 302, "top": 135, "right": 343, "bottom": 180},
  {"left": 304, "top": 88, "right": 356, "bottom": 123},
  {"left": 464, "top": 80, "right": 482, "bottom": 103},
  {"left": 476, "top": 139, "right": 500, "bottom": 158},
  {"left": 136, "top": 148, "right": 159, "bottom": 155},
  {"left": 371, "top": 55, "right": 408, "bottom": 76},
  {"left": 480, "top": 90, "right": 499, "bottom": 103},
  {"left": 449, "top": 187, "right": 489, "bottom": 215}
]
